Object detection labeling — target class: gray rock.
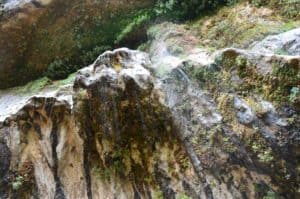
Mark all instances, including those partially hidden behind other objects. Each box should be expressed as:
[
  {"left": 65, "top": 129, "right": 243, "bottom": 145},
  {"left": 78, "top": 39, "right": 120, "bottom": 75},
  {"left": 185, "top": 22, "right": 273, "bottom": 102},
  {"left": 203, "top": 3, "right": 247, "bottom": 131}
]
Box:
[
  {"left": 234, "top": 97, "right": 255, "bottom": 125},
  {"left": 251, "top": 28, "right": 300, "bottom": 55}
]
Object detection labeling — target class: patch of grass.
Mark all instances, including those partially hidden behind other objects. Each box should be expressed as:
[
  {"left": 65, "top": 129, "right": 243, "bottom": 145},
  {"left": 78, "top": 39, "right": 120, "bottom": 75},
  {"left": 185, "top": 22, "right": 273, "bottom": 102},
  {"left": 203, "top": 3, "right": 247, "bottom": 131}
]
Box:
[{"left": 20, "top": 77, "right": 50, "bottom": 94}]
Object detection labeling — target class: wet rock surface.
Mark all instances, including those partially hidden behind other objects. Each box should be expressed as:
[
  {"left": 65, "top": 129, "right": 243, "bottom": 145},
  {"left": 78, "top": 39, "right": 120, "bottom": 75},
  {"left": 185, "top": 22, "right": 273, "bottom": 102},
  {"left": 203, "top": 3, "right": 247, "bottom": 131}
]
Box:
[
  {"left": 251, "top": 28, "right": 300, "bottom": 55},
  {"left": 0, "top": 28, "right": 299, "bottom": 199}
]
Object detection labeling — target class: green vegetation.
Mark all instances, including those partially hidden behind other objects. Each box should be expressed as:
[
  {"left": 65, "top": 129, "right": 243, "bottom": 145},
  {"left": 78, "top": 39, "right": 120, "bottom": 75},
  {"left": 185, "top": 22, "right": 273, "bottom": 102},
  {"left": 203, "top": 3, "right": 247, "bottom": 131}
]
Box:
[
  {"left": 254, "top": 184, "right": 280, "bottom": 199},
  {"left": 12, "top": 175, "right": 24, "bottom": 191},
  {"left": 189, "top": 1, "right": 300, "bottom": 49},
  {"left": 153, "top": 190, "right": 164, "bottom": 199},
  {"left": 177, "top": 193, "right": 192, "bottom": 199},
  {"left": 17, "top": 77, "right": 50, "bottom": 95},
  {"left": 43, "top": 7, "right": 156, "bottom": 80},
  {"left": 92, "top": 166, "right": 112, "bottom": 182},
  {"left": 115, "top": 11, "right": 152, "bottom": 44},
  {"left": 57, "top": 73, "right": 76, "bottom": 86},
  {"left": 46, "top": 59, "right": 73, "bottom": 80},
  {"left": 10, "top": 161, "right": 35, "bottom": 195},
  {"left": 2, "top": 0, "right": 300, "bottom": 87},
  {"left": 250, "top": 0, "right": 300, "bottom": 18},
  {"left": 252, "top": 142, "right": 274, "bottom": 163},
  {"left": 155, "top": 0, "right": 224, "bottom": 19},
  {"left": 263, "top": 190, "right": 280, "bottom": 199},
  {"left": 156, "top": 0, "right": 300, "bottom": 21},
  {"left": 214, "top": 51, "right": 300, "bottom": 105},
  {"left": 289, "top": 87, "right": 300, "bottom": 103}
]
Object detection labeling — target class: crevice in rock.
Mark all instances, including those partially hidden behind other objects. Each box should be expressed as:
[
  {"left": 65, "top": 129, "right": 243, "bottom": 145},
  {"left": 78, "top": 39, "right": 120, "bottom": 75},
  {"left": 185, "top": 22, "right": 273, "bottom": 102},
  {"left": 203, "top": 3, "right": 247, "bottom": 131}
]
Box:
[
  {"left": 82, "top": 117, "right": 93, "bottom": 199},
  {"left": 0, "top": 142, "right": 11, "bottom": 198},
  {"left": 50, "top": 121, "right": 66, "bottom": 199},
  {"left": 182, "top": 180, "right": 200, "bottom": 199},
  {"left": 154, "top": 164, "right": 176, "bottom": 199}
]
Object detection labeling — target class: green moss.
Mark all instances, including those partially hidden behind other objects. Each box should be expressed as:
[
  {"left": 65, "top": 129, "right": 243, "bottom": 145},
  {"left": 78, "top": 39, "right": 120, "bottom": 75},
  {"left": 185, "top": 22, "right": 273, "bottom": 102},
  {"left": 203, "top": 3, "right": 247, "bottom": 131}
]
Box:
[
  {"left": 92, "top": 166, "right": 111, "bottom": 182},
  {"left": 12, "top": 176, "right": 24, "bottom": 191},
  {"left": 257, "top": 150, "right": 274, "bottom": 163},
  {"left": 263, "top": 191, "right": 280, "bottom": 199},
  {"left": 177, "top": 193, "right": 192, "bottom": 199},
  {"left": 247, "top": 136, "right": 274, "bottom": 164},
  {"left": 278, "top": 21, "right": 300, "bottom": 32},
  {"left": 10, "top": 161, "right": 35, "bottom": 196},
  {"left": 216, "top": 52, "right": 299, "bottom": 105},
  {"left": 189, "top": 2, "right": 300, "bottom": 49},
  {"left": 57, "top": 73, "right": 76, "bottom": 86},
  {"left": 24, "top": 77, "right": 50, "bottom": 93},
  {"left": 250, "top": 0, "right": 300, "bottom": 19},
  {"left": 9, "top": 77, "right": 51, "bottom": 95},
  {"left": 217, "top": 93, "right": 235, "bottom": 122},
  {"left": 265, "top": 61, "right": 299, "bottom": 103},
  {"left": 254, "top": 182, "right": 281, "bottom": 199},
  {"left": 153, "top": 190, "right": 164, "bottom": 199}
]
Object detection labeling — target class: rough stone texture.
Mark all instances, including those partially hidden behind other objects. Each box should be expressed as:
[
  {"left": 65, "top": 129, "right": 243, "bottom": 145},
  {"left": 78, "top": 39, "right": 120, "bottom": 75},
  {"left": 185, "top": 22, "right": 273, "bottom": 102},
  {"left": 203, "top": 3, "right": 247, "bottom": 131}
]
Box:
[
  {"left": 0, "top": 0, "right": 155, "bottom": 89},
  {"left": 0, "top": 142, "right": 11, "bottom": 198},
  {"left": 215, "top": 47, "right": 300, "bottom": 106},
  {"left": 251, "top": 28, "right": 300, "bottom": 55},
  {"left": 0, "top": 29, "right": 299, "bottom": 198}
]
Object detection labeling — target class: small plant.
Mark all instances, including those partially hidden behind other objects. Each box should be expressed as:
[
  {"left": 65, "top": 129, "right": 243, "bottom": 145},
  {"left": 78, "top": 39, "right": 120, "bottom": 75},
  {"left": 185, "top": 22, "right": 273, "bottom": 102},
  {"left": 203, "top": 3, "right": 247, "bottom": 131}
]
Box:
[
  {"left": 177, "top": 193, "right": 192, "bottom": 199},
  {"left": 258, "top": 150, "right": 274, "bottom": 163},
  {"left": 289, "top": 87, "right": 299, "bottom": 103},
  {"left": 11, "top": 161, "right": 34, "bottom": 192},
  {"left": 252, "top": 142, "right": 274, "bottom": 163},
  {"left": 12, "top": 175, "right": 24, "bottom": 191},
  {"left": 263, "top": 190, "right": 279, "bottom": 199},
  {"left": 153, "top": 190, "right": 164, "bottom": 199}
]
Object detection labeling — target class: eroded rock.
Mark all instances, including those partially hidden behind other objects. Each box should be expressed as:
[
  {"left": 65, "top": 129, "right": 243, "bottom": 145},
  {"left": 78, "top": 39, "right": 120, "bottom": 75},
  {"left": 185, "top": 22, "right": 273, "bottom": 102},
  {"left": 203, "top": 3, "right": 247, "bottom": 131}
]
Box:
[{"left": 0, "top": 41, "right": 299, "bottom": 198}]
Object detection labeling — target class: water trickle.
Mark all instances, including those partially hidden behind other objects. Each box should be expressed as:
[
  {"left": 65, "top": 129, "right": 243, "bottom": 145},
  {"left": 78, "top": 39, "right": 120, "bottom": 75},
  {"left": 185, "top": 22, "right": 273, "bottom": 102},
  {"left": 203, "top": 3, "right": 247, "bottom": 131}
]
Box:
[{"left": 175, "top": 67, "right": 190, "bottom": 83}]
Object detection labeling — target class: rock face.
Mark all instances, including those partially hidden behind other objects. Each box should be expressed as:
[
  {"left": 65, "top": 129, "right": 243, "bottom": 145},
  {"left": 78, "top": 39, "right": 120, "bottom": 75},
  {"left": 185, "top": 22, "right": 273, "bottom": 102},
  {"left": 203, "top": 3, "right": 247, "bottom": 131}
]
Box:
[
  {"left": 0, "top": 28, "right": 299, "bottom": 198},
  {"left": 0, "top": 48, "right": 201, "bottom": 198},
  {"left": 251, "top": 28, "right": 300, "bottom": 55},
  {"left": 0, "top": 0, "right": 154, "bottom": 89}
]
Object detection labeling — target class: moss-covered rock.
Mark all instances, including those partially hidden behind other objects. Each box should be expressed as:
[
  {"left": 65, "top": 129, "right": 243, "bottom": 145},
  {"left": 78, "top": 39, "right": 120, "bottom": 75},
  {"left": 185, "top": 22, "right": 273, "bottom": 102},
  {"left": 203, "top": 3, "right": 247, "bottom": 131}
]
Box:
[
  {"left": 216, "top": 48, "right": 300, "bottom": 106},
  {"left": 189, "top": 2, "right": 300, "bottom": 49}
]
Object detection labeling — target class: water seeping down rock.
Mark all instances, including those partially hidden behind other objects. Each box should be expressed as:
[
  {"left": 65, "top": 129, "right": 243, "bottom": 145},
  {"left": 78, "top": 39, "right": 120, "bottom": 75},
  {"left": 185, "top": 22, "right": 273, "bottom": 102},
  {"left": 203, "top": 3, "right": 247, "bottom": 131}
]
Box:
[{"left": 0, "top": 27, "right": 299, "bottom": 198}]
